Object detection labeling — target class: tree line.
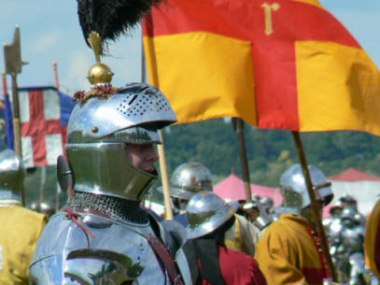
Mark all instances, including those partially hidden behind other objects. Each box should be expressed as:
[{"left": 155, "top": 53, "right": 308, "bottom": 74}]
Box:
[
  {"left": 163, "top": 118, "right": 380, "bottom": 186},
  {"left": 24, "top": 118, "right": 380, "bottom": 208}
]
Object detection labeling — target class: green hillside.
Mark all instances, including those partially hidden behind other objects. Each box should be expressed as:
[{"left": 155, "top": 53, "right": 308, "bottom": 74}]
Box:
[{"left": 24, "top": 118, "right": 380, "bottom": 208}]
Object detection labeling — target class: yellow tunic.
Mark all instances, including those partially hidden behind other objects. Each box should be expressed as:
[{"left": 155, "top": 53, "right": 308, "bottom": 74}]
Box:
[
  {"left": 365, "top": 199, "right": 380, "bottom": 279},
  {"left": 0, "top": 205, "right": 47, "bottom": 285},
  {"left": 255, "top": 214, "right": 326, "bottom": 285},
  {"left": 225, "top": 214, "right": 261, "bottom": 256}
]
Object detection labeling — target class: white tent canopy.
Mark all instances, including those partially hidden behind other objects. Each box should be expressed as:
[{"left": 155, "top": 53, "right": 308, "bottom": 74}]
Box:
[{"left": 328, "top": 168, "right": 380, "bottom": 217}]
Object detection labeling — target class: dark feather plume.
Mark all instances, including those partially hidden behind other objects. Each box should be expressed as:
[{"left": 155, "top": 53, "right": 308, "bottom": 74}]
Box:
[{"left": 77, "top": 0, "right": 163, "bottom": 50}]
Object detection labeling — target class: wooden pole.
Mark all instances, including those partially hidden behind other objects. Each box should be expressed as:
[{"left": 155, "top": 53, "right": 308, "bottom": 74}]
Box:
[
  {"left": 52, "top": 61, "right": 60, "bottom": 90},
  {"left": 9, "top": 74, "right": 22, "bottom": 158},
  {"left": 141, "top": 32, "right": 173, "bottom": 219},
  {"left": 52, "top": 61, "right": 61, "bottom": 212},
  {"left": 9, "top": 73, "right": 25, "bottom": 207},
  {"left": 232, "top": 118, "right": 252, "bottom": 201},
  {"left": 3, "top": 27, "right": 26, "bottom": 206},
  {"left": 157, "top": 130, "right": 173, "bottom": 220},
  {"left": 291, "top": 131, "right": 337, "bottom": 282}
]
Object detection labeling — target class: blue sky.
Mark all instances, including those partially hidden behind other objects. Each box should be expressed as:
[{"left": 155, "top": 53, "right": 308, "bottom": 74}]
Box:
[{"left": 0, "top": 1, "right": 379, "bottom": 96}]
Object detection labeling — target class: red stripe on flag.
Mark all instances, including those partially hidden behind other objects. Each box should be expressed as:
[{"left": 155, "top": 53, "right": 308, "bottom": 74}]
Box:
[{"left": 145, "top": 0, "right": 360, "bottom": 47}]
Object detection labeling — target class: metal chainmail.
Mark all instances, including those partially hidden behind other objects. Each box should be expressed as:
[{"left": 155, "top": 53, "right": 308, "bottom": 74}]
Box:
[{"left": 66, "top": 191, "right": 149, "bottom": 224}]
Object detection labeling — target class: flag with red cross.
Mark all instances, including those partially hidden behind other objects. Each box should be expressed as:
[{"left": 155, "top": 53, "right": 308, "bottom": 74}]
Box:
[{"left": 18, "top": 86, "right": 74, "bottom": 168}]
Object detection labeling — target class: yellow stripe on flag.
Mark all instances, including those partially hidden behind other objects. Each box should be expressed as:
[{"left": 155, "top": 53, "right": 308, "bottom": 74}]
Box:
[
  {"left": 144, "top": 32, "right": 257, "bottom": 125},
  {"left": 297, "top": 41, "right": 380, "bottom": 135},
  {"left": 295, "top": 0, "right": 322, "bottom": 8}
]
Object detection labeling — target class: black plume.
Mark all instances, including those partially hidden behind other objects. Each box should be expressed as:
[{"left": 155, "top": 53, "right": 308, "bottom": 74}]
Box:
[{"left": 77, "top": 0, "right": 163, "bottom": 49}]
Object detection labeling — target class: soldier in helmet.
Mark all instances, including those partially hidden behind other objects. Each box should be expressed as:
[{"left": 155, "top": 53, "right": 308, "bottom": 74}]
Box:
[
  {"left": 255, "top": 164, "right": 333, "bottom": 285},
  {"left": 157, "top": 162, "right": 213, "bottom": 226},
  {"left": 30, "top": 83, "right": 190, "bottom": 284},
  {"left": 160, "top": 162, "right": 262, "bottom": 256},
  {"left": 331, "top": 207, "right": 368, "bottom": 284},
  {"left": 0, "top": 149, "right": 47, "bottom": 285},
  {"left": 259, "top": 196, "right": 274, "bottom": 215},
  {"left": 184, "top": 191, "right": 267, "bottom": 284},
  {"left": 339, "top": 194, "right": 366, "bottom": 227}
]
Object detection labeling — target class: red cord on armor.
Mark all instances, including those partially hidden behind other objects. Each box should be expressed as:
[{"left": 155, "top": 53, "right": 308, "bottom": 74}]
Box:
[
  {"left": 306, "top": 226, "right": 330, "bottom": 279},
  {"left": 64, "top": 207, "right": 95, "bottom": 238},
  {"left": 147, "top": 234, "right": 184, "bottom": 285}
]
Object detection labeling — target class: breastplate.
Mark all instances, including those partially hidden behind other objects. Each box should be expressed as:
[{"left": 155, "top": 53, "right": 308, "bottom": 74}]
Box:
[{"left": 30, "top": 211, "right": 171, "bottom": 284}]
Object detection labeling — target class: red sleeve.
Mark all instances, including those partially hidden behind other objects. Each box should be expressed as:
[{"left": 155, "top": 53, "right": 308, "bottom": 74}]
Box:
[
  {"left": 218, "top": 247, "right": 267, "bottom": 285},
  {"left": 250, "top": 257, "right": 268, "bottom": 285}
]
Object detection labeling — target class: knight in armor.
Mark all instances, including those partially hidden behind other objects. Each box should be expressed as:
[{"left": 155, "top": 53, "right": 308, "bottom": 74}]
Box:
[
  {"left": 29, "top": 79, "right": 190, "bottom": 283},
  {"left": 0, "top": 149, "right": 47, "bottom": 285},
  {"left": 157, "top": 162, "right": 213, "bottom": 226},
  {"left": 183, "top": 191, "right": 267, "bottom": 284},
  {"left": 159, "top": 161, "right": 265, "bottom": 256},
  {"left": 331, "top": 207, "right": 369, "bottom": 284},
  {"left": 339, "top": 194, "right": 366, "bottom": 227},
  {"left": 255, "top": 164, "right": 334, "bottom": 285},
  {"left": 241, "top": 200, "right": 260, "bottom": 223},
  {"left": 259, "top": 196, "right": 274, "bottom": 215}
]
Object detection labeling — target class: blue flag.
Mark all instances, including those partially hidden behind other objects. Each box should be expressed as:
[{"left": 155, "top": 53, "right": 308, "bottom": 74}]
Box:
[
  {"left": 4, "top": 94, "right": 14, "bottom": 150},
  {"left": 0, "top": 94, "right": 14, "bottom": 150}
]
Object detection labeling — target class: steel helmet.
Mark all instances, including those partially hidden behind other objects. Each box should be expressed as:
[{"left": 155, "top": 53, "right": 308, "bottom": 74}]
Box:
[
  {"left": 259, "top": 196, "right": 274, "bottom": 212},
  {"left": 340, "top": 207, "right": 356, "bottom": 221},
  {"left": 280, "top": 164, "right": 333, "bottom": 214},
  {"left": 0, "top": 149, "right": 25, "bottom": 202},
  {"left": 158, "top": 162, "right": 213, "bottom": 200},
  {"left": 66, "top": 82, "right": 177, "bottom": 201},
  {"left": 186, "top": 191, "right": 238, "bottom": 239},
  {"left": 339, "top": 194, "right": 358, "bottom": 210},
  {"left": 329, "top": 200, "right": 343, "bottom": 217}
]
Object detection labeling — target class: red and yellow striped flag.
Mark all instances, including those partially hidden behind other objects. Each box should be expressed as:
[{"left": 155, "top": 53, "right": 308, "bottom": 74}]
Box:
[{"left": 143, "top": 0, "right": 380, "bottom": 135}]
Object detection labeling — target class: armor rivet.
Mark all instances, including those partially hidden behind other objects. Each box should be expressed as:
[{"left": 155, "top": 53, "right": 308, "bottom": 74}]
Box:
[{"left": 91, "top": 126, "right": 99, "bottom": 133}]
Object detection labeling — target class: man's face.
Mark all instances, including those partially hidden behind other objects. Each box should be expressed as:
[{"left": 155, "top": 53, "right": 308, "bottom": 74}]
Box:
[
  {"left": 245, "top": 208, "right": 260, "bottom": 222},
  {"left": 125, "top": 143, "right": 159, "bottom": 173}
]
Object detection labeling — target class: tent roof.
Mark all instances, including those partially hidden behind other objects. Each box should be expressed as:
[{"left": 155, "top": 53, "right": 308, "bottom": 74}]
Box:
[
  {"left": 213, "top": 172, "right": 282, "bottom": 205},
  {"left": 329, "top": 167, "right": 380, "bottom": 181}
]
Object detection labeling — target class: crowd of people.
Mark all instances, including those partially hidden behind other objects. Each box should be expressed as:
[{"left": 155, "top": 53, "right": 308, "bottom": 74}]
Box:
[{"left": 0, "top": 81, "right": 379, "bottom": 284}]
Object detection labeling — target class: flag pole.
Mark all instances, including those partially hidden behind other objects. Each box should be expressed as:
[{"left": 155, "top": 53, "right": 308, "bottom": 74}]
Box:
[
  {"left": 1, "top": 72, "right": 7, "bottom": 100},
  {"left": 3, "top": 27, "right": 24, "bottom": 159},
  {"left": 52, "top": 61, "right": 61, "bottom": 212},
  {"left": 3, "top": 27, "right": 26, "bottom": 206},
  {"left": 52, "top": 61, "right": 60, "bottom": 90},
  {"left": 231, "top": 117, "right": 273, "bottom": 228},
  {"left": 9, "top": 74, "right": 22, "bottom": 159},
  {"left": 232, "top": 118, "right": 252, "bottom": 201},
  {"left": 291, "top": 131, "right": 337, "bottom": 282},
  {"left": 141, "top": 24, "right": 173, "bottom": 219},
  {"left": 157, "top": 130, "right": 173, "bottom": 220}
]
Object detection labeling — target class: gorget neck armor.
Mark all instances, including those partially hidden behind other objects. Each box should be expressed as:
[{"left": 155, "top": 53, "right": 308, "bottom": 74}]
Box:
[{"left": 66, "top": 191, "right": 149, "bottom": 224}]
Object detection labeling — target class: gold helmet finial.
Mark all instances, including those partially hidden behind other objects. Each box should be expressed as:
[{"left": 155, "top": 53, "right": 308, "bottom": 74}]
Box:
[{"left": 86, "top": 32, "right": 113, "bottom": 85}]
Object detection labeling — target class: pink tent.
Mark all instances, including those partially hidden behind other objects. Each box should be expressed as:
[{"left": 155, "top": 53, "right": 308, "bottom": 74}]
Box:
[
  {"left": 213, "top": 172, "right": 283, "bottom": 206},
  {"left": 329, "top": 167, "right": 380, "bottom": 181}
]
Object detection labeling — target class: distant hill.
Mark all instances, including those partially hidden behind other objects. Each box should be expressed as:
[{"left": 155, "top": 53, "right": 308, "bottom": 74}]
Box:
[
  {"left": 24, "top": 118, "right": 380, "bottom": 208},
  {"left": 163, "top": 118, "right": 380, "bottom": 186}
]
